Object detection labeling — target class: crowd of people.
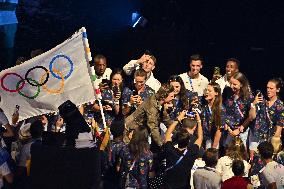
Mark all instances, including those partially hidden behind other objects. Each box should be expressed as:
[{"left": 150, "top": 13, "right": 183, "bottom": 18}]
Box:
[{"left": 0, "top": 50, "right": 284, "bottom": 189}]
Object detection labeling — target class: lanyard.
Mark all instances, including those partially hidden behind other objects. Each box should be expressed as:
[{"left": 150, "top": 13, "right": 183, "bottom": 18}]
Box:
[
  {"left": 165, "top": 149, "right": 188, "bottom": 171},
  {"left": 188, "top": 75, "right": 194, "bottom": 92},
  {"left": 265, "top": 103, "right": 273, "bottom": 129},
  {"left": 234, "top": 99, "right": 244, "bottom": 118}
]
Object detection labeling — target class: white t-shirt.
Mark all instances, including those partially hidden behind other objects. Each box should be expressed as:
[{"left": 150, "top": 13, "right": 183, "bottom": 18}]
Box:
[
  {"left": 0, "top": 162, "right": 11, "bottom": 188},
  {"left": 90, "top": 67, "right": 112, "bottom": 86},
  {"left": 179, "top": 72, "right": 209, "bottom": 97},
  {"left": 216, "top": 156, "right": 251, "bottom": 182},
  {"left": 261, "top": 161, "right": 284, "bottom": 189}
]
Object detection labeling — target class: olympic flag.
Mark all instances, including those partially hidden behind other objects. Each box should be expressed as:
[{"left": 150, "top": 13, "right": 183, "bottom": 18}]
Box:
[{"left": 0, "top": 27, "right": 95, "bottom": 123}]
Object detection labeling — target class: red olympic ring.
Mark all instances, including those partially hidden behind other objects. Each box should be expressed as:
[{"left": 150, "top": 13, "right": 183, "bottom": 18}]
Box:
[{"left": 1, "top": 73, "right": 25, "bottom": 93}]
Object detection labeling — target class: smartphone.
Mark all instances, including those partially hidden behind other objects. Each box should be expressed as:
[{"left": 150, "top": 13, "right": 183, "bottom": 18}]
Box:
[
  {"left": 186, "top": 111, "right": 196, "bottom": 118},
  {"left": 101, "top": 79, "right": 110, "bottom": 86},
  {"left": 214, "top": 67, "right": 221, "bottom": 75},
  {"left": 256, "top": 90, "right": 263, "bottom": 97},
  {"left": 132, "top": 89, "right": 138, "bottom": 96},
  {"left": 113, "top": 85, "right": 119, "bottom": 97}
]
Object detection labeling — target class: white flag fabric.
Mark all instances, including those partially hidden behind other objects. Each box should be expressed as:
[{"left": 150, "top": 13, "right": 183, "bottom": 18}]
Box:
[{"left": 0, "top": 27, "right": 95, "bottom": 123}]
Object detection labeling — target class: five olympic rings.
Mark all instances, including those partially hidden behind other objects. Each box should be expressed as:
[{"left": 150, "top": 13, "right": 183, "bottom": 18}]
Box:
[{"left": 0, "top": 54, "right": 74, "bottom": 99}]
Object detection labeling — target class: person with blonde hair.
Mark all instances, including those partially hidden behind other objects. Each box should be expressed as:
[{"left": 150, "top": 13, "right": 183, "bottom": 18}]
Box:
[{"left": 216, "top": 137, "right": 251, "bottom": 182}]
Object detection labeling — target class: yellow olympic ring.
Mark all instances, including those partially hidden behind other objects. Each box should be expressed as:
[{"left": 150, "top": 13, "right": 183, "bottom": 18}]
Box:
[{"left": 40, "top": 68, "right": 65, "bottom": 94}]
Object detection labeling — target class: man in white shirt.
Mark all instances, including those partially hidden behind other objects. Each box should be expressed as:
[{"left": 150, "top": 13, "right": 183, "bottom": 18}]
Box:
[
  {"left": 193, "top": 148, "right": 222, "bottom": 189},
  {"left": 215, "top": 58, "right": 240, "bottom": 93},
  {"left": 258, "top": 141, "right": 284, "bottom": 189},
  {"left": 179, "top": 54, "right": 209, "bottom": 97},
  {"left": 90, "top": 54, "right": 112, "bottom": 86},
  {"left": 123, "top": 52, "right": 161, "bottom": 92}
]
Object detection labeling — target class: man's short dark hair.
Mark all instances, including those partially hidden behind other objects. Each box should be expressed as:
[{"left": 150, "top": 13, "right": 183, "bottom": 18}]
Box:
[
  {"left": 182, "top": 118, "right": 197, "bottom": 129},
  {"left": 30, "top": 120, "right": 43, "bottom": 139},
  {"left": 110, "top": 120, "right": 124, "bottom": 138},
  {"left": 189, "top": 54, "right": 203, "bottom": 64},
  {"left": 203, "top": 148, "right": 218, "bottom": 167},
  {"left": 227, "top": 58, "right": 240, "bottom": 68},
  {"left": 258, "top": 141, "right": 274, "bottom": 159},
  {"left": 134, "top": 69, "right": 147, "bottom": 79},
  {"left": 176, "top": 128, "right": 190, "bottom": 148},
  {"left": 94, "top": 54, "right": 106, "bottom": 64},
  {"left": 232, "top": 159, "right": 245, "bottom": 176}
]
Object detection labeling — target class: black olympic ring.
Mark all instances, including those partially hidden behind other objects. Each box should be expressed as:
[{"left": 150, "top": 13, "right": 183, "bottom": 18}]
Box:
[{"left": 24, "top": 66, "right": 49, "bottom": 87}]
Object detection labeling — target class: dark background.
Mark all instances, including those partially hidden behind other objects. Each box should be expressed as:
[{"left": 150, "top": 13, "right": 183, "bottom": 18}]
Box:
[{"left": 1, "top": 0, "right": 284, "bottom": 97}]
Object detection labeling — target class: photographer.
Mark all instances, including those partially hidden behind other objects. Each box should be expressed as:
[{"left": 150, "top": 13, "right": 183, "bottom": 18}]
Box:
[
  {"left": 249, "top": 78, "right": 284, "bottom": 160},
  {"left": 167, "top": 75, "right": 193, "bottom": 121},
  {"left": 164, "top": 109, "right": 203, "bottom": 189},
  {"left": 92, "top": 69, "right": 125, "bottom": 129},
  {"left": 121, "top": 69, "right": 155, "bottom": 117}
]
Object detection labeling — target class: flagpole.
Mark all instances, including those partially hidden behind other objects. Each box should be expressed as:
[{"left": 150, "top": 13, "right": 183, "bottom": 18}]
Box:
[{"left": 82, "top": 27, "right": 107, "bottom": 130}]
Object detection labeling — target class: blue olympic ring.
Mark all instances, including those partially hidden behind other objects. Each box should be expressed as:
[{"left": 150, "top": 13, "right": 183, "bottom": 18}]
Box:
[{"left": 49, "top": 54, "right": 74, "bottom": 80}]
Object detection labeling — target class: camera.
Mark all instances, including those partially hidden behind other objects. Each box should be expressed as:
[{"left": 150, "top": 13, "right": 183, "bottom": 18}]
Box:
[{"left": 186, "top": 111, "right": 196, "bottom": 118}]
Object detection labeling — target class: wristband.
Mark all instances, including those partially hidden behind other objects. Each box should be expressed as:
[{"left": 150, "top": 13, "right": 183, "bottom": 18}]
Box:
[
  {"left": 197, "top": 120, "right": 201, "bottom": 123},
  {"left": 250, "top": 103, "right": 256, "bottom": 109}
]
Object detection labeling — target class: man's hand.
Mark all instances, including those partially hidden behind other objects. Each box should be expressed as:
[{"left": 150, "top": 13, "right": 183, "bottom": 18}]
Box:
[
  {"left": 137, "top": 54, "right": 151, "bottom": 65},
  {"left": 136, "top": 96, "right": 143, "bottom": 105},
  {"left": 99, "top": 83, "right": 109, "bottom": 91},
  {"left": 130, "top": 95, "right": 138, "bottom": 105}
]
